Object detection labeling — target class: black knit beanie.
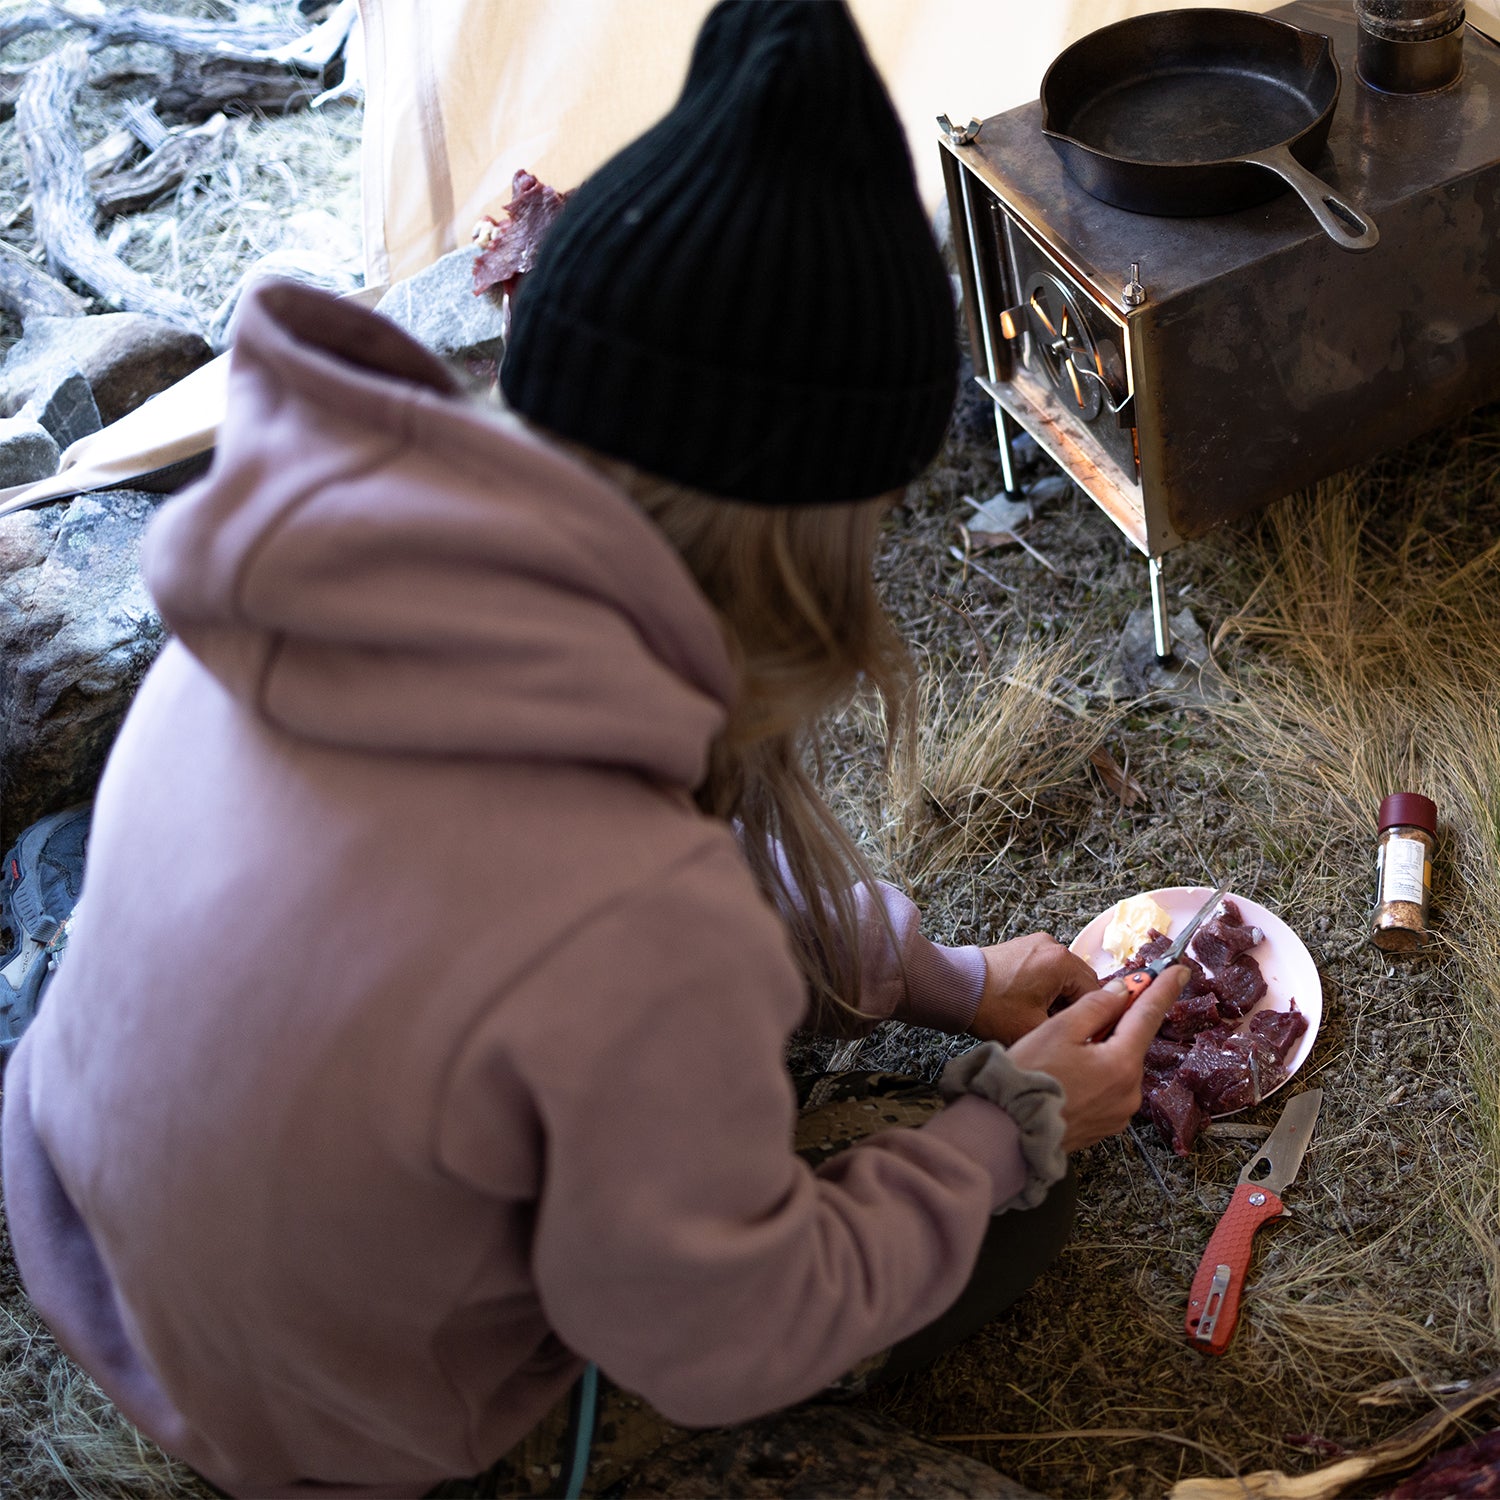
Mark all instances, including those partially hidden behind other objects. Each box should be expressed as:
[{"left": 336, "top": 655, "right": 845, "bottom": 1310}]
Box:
[{"left": 499, "top": 0, "right": 957, "bottom": 506}]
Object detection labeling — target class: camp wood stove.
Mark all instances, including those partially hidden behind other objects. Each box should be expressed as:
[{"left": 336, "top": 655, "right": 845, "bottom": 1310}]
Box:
[{"left": 940, "top": 0, "right": 1500, "bottom": 654}]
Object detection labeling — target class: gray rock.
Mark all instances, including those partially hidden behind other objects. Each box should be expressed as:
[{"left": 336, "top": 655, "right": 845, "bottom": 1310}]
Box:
[
  {"left": 0, "top": 415, "right": 59, "bottom": 487},
  {"left": 1100, "top": 605, "right": 1235, "bottom": 707},
  {"left": 965, "top": 490, "right": 1034, "bottom": 531},
  {"left": 1010, "top": 428, "right": 1043, "bottom": 469},
  {"left": 1024, "top": 471, "right": 1076, "bottom": 508},
  {"left": 208, "top": 246, "right": 362, "bottom": 352},
  {"left": 21, "top": 368, "right": 102, "bottom": 451},
  {"left": 619, "top": 1405, "right": 1045, "bottom": 1499},
  {"left": 0, "top": 489, "right": 166, "bottom": 850},
  {"left": 0, "top": 313, "right": 213, "bottom": 427},
  {"left": 374, "top": 245, "right": 507, "bottom": 365}
]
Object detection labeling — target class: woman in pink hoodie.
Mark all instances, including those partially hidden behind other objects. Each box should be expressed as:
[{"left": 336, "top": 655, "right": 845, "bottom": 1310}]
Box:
[{"left": 2, "top": 2, "right": 1185, "bottom": 1495}]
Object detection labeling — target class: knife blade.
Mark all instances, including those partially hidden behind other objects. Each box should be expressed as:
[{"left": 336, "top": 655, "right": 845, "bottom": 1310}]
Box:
[
  {"left": 1092, "top": 883, "right": 1229, "bottom": 1042},
  {"left": 1185, "top": 1087, "right": 1323, "bottom": 1355},
  {"left": 1120, "top": 882, "right": 1229, "bottom": 1002}
]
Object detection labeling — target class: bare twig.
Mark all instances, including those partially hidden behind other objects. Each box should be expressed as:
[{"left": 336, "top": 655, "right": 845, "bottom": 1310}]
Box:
[
  {"left": 929, "top": 590, "right": 991, "bottom": 670},
  {"left": 92, "top": 113, "right": 229, "bottom": 219},
  {"left": 0, "top": 9, "right": 55, "bottom": 54},
  {"left": 1167, "top": 1369, "right": 1500, "bottom": 1498},
  {"left": 15, "top": 41, "right": 199, "bottom": 328},
  {"left": 44, "top": 3, "right": 304, "bottom": 61},
  {"left": 0, "top": 237, "right": 88, "bottom": 322}
]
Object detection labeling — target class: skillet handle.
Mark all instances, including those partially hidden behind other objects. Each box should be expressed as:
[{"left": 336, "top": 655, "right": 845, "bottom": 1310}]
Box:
[{"left": 1240, "top": 146, "right": 1380, "bottom": 253}]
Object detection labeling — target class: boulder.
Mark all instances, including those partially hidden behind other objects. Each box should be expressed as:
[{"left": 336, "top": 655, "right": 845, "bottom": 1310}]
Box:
[
  {"left": 0, "top": 489, "right": 166, "bottom": 850},
  {"left": 374, "top": 245, "right": 507, "bottom": 367},
  {"left": 0, "top": 312, "right": 213, "bottom": 426},
  {"left": 0, "top": 415, "right": 60, "bottom": 488},
  {"left": 618, "top": 1405, "right": 1047, "bottom": 1499}
]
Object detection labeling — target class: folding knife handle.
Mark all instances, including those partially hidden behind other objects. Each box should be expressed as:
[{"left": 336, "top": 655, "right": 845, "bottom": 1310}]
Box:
[
  {"left": 1090, "top": 968, "right": 1154, "bottom": 1042},
  {"left": 1184, "top": 1181, "right": 1285, "bottom": 1355}
]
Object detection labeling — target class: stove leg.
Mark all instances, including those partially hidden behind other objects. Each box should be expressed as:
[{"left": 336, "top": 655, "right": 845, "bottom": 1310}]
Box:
[
  {"left": 994, "top": 404, "right": 1021, "bottom": 499},
  {"left": 1149, "top": 554, "right": 1173, "bottom": 661}
]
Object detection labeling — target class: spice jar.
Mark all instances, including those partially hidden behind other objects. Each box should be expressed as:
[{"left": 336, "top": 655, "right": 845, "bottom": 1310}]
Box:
[{"left": 1371, "top": 792, "right": 1438, "bottom": 952}]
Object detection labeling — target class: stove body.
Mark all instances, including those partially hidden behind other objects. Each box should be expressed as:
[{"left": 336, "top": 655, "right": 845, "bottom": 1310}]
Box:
[{"left": 941, "top": 0, "right": 1500, "bottom": 649}]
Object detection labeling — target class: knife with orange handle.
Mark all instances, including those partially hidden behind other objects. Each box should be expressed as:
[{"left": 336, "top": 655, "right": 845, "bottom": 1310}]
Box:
[
  {"left": 1090, "top": 883, "right": 1228, "bottom": 1042},
  {"left": 1185, "top": 1087, "right": 1323, "bottom": 1355}
]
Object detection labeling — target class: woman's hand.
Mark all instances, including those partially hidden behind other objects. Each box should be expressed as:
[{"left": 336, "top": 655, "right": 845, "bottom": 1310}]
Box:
[
  {"left": 971, "top": 933, "right": 1103, "bottom": 1044},
  {"left": 1006, "top": 966, "right": 1189, "bottom": 1154}
]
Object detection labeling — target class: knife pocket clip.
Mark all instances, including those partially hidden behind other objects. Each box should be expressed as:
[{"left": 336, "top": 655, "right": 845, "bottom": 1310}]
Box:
[{"left": 1192, "top": 1263, "right": 1232, "bottom": 1342}]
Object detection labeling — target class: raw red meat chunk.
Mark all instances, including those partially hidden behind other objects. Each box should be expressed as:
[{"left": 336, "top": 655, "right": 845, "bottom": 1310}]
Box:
[
  {"left": 1159, "top": 983, "right": 1222, "bottom": 1043},
  {"left": 1143, "top": 1075, "right": 1204, "bottom": 1158},
  {"left": 1140, "top": 998, "right": 1307, "bottom": 1153},
  {"left": 1189, "top": 899, "right": 1265, "bottom": 972},
  {"left": 1177, "top": 1028, "right": 1275, "bottom": 1115},
  {"left": 1212, "top": 954, "right": 1268, "bottom": 1019},
  {"left": 1247, "top": 1005, "right": 1308, "bottom": 1058},
  {"left": 1112, "top": 897, "right": 1309, "bottom": 1155},
  {"left": 1144, "top": 1037, "right": 1188, "bottom": 1076},
  {"left": 471, "top": 169, "right": 573, "bottom": 300}
]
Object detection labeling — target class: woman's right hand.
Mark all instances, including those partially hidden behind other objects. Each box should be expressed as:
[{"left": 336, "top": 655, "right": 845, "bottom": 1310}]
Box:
[{"left": 1006, "top": 966, "right": 1189, "bottom": 1154}]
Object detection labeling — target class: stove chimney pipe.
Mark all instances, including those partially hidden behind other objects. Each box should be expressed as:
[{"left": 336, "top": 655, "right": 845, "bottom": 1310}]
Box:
[{"left": 1356, "top": 0, "right": 1465, "bottom": 91}]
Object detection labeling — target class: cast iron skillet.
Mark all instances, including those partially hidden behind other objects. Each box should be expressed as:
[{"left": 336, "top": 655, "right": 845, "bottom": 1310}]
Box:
[{"left": 1040, "top": 9, "right": 1379, "bottom": 253}]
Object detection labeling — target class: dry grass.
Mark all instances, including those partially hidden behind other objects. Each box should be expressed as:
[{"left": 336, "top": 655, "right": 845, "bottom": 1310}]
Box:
[
  {"left": 888, "top": 637, "right": 1118, "bottom": 892},
  {"left": 1217, "top": 474, "right": 1500, "bottom": 1349},
  {"left": 3, "top": 10, "right": 1500, "bottom": 1493},
  {"left": 860, "top": 415, "right": 1500, "bottom": 1497}
]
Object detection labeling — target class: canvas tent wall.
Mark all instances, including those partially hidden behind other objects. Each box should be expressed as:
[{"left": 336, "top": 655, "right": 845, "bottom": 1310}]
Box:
[
  {"left": 0, "top": 0, "right": 1284, "bottom": 518},
  {"left": 358, "top": 0, "right": 1287, "bottom": 285}
]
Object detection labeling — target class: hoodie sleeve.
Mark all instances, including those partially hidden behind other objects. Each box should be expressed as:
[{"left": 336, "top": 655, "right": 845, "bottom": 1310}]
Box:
[
  {"left": 436, "top": 839, "right": 1026, "bottom": 1428},
  {"left": 854, "top": 879, "right": 986, "bottom": 1035}
]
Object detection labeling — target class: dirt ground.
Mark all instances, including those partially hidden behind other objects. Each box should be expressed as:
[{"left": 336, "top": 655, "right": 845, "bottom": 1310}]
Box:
[
  {"left": 2, "top": 9, "right": 1498, "bottom": 1498},
  {"left": 820, "top": 389, "right": 1500, "bottom": 1499}
]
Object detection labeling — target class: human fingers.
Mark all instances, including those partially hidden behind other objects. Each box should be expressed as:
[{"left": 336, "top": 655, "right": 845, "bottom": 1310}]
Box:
[
  {"left": 1049, "top": 944, "right": 1107, "bottom": 1002},
  {"left": 1104, "top": 964, "right": 1191, "bottom": 1055},
  {"left": 1050, "top": 978, "right": 1134, "bottom": 1041}
]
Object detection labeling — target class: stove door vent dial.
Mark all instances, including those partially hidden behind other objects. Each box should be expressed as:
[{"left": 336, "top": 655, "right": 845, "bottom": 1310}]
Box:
[{"left": 1021, "top": 271, "right": 1128, "bottom": 424}]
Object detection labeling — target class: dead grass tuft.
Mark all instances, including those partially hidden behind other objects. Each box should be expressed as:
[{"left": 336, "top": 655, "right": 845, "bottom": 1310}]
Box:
[
  {"left": 1217, "top": 472, "right": 1500, "bottom": 1343},
  {"left": 887, "top": 637, "right": 1117, "bottom": 890}
]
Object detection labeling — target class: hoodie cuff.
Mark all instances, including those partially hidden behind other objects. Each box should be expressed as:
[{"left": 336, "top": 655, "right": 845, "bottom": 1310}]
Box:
[
  {"left": 895, "top": 937, "right": 985, "bottom": 1035},
  {"left": 939, "top": 1042, "right": 1068, "bottom": 1211}
]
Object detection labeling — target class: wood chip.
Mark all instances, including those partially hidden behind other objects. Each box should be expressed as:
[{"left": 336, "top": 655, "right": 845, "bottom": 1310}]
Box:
[
  {"left": 966, "top": 527, "right": 1020, "bottom": 550},
  {"left": 1200, "top": 1122, "right": 1271, "bottom": 1141},
  {"left": 1089, "top": 745, "right": 1148, "bottom": 807}
]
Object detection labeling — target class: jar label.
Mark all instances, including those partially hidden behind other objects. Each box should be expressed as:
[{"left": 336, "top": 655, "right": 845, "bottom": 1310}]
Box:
[{"left": 1381, "top": 836, "right": 1429, "bottom": 905}]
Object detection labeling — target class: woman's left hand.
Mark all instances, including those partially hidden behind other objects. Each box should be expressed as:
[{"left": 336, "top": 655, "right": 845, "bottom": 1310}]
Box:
[{"left": 970, "top": 932, "right": 1102, "bottom": 1044}]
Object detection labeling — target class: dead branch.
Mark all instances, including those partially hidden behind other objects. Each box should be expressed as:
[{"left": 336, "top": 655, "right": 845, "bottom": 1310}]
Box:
[
  {"left": 0, "top": 9, "right": 56, "bottom": 54},
  {"left": 156, "top": 54, "right": 322, "bottom": 122},
  {"left": 93, "top": 113, "right": 229, "bottom": 219},
  {"left": 0, "top": 66, "right": 26, "bottom": 119},
  {"left": 0, "top": 238, "right": 88, "bottom": 322},
  {"left": 1167, "top": 1368, "right": 1500, "bottom": 1499},
  {"left": 44, "top": 3, "right": 304, "bottom": 61},
  {"left": 16, "top": 40, "right": 198, "bottom": 330}
]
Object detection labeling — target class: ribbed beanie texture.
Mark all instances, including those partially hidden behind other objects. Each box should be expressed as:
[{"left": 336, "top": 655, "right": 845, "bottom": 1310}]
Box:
[{"left": 499, "top": 0, "right": 957, "bottom": 506}]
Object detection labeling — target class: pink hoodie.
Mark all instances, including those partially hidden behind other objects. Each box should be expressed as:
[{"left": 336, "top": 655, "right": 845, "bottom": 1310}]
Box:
[{"left": 2, "top": 282, "right": 1029, "bottom": 1496}]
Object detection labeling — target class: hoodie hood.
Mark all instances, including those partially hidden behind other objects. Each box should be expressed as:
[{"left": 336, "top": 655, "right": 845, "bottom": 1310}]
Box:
[{"left": 143, "top": 280, "right": 735, "bottom": 789}]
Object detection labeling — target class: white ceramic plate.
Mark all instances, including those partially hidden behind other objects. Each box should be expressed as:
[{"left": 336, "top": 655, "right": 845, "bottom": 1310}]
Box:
[{"left": 1068, "top": 887, "right": 1322, "bottom": 1111}]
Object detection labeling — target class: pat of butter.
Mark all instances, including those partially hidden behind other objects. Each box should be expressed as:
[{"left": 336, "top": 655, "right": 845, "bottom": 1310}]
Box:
[{"left": 1101, "top": 893, "right": 1172, "bottom": 964}]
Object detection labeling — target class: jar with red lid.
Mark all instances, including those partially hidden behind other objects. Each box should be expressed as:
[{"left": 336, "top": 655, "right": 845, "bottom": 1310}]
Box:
[{"left": 1371, "top": 792, "right": 1438, "bottom": 952}]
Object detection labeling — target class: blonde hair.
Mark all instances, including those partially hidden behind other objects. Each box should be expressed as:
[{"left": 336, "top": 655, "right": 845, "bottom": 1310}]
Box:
[{"left": 576, "top": 448, "right": 915, "bottom": 1027}]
